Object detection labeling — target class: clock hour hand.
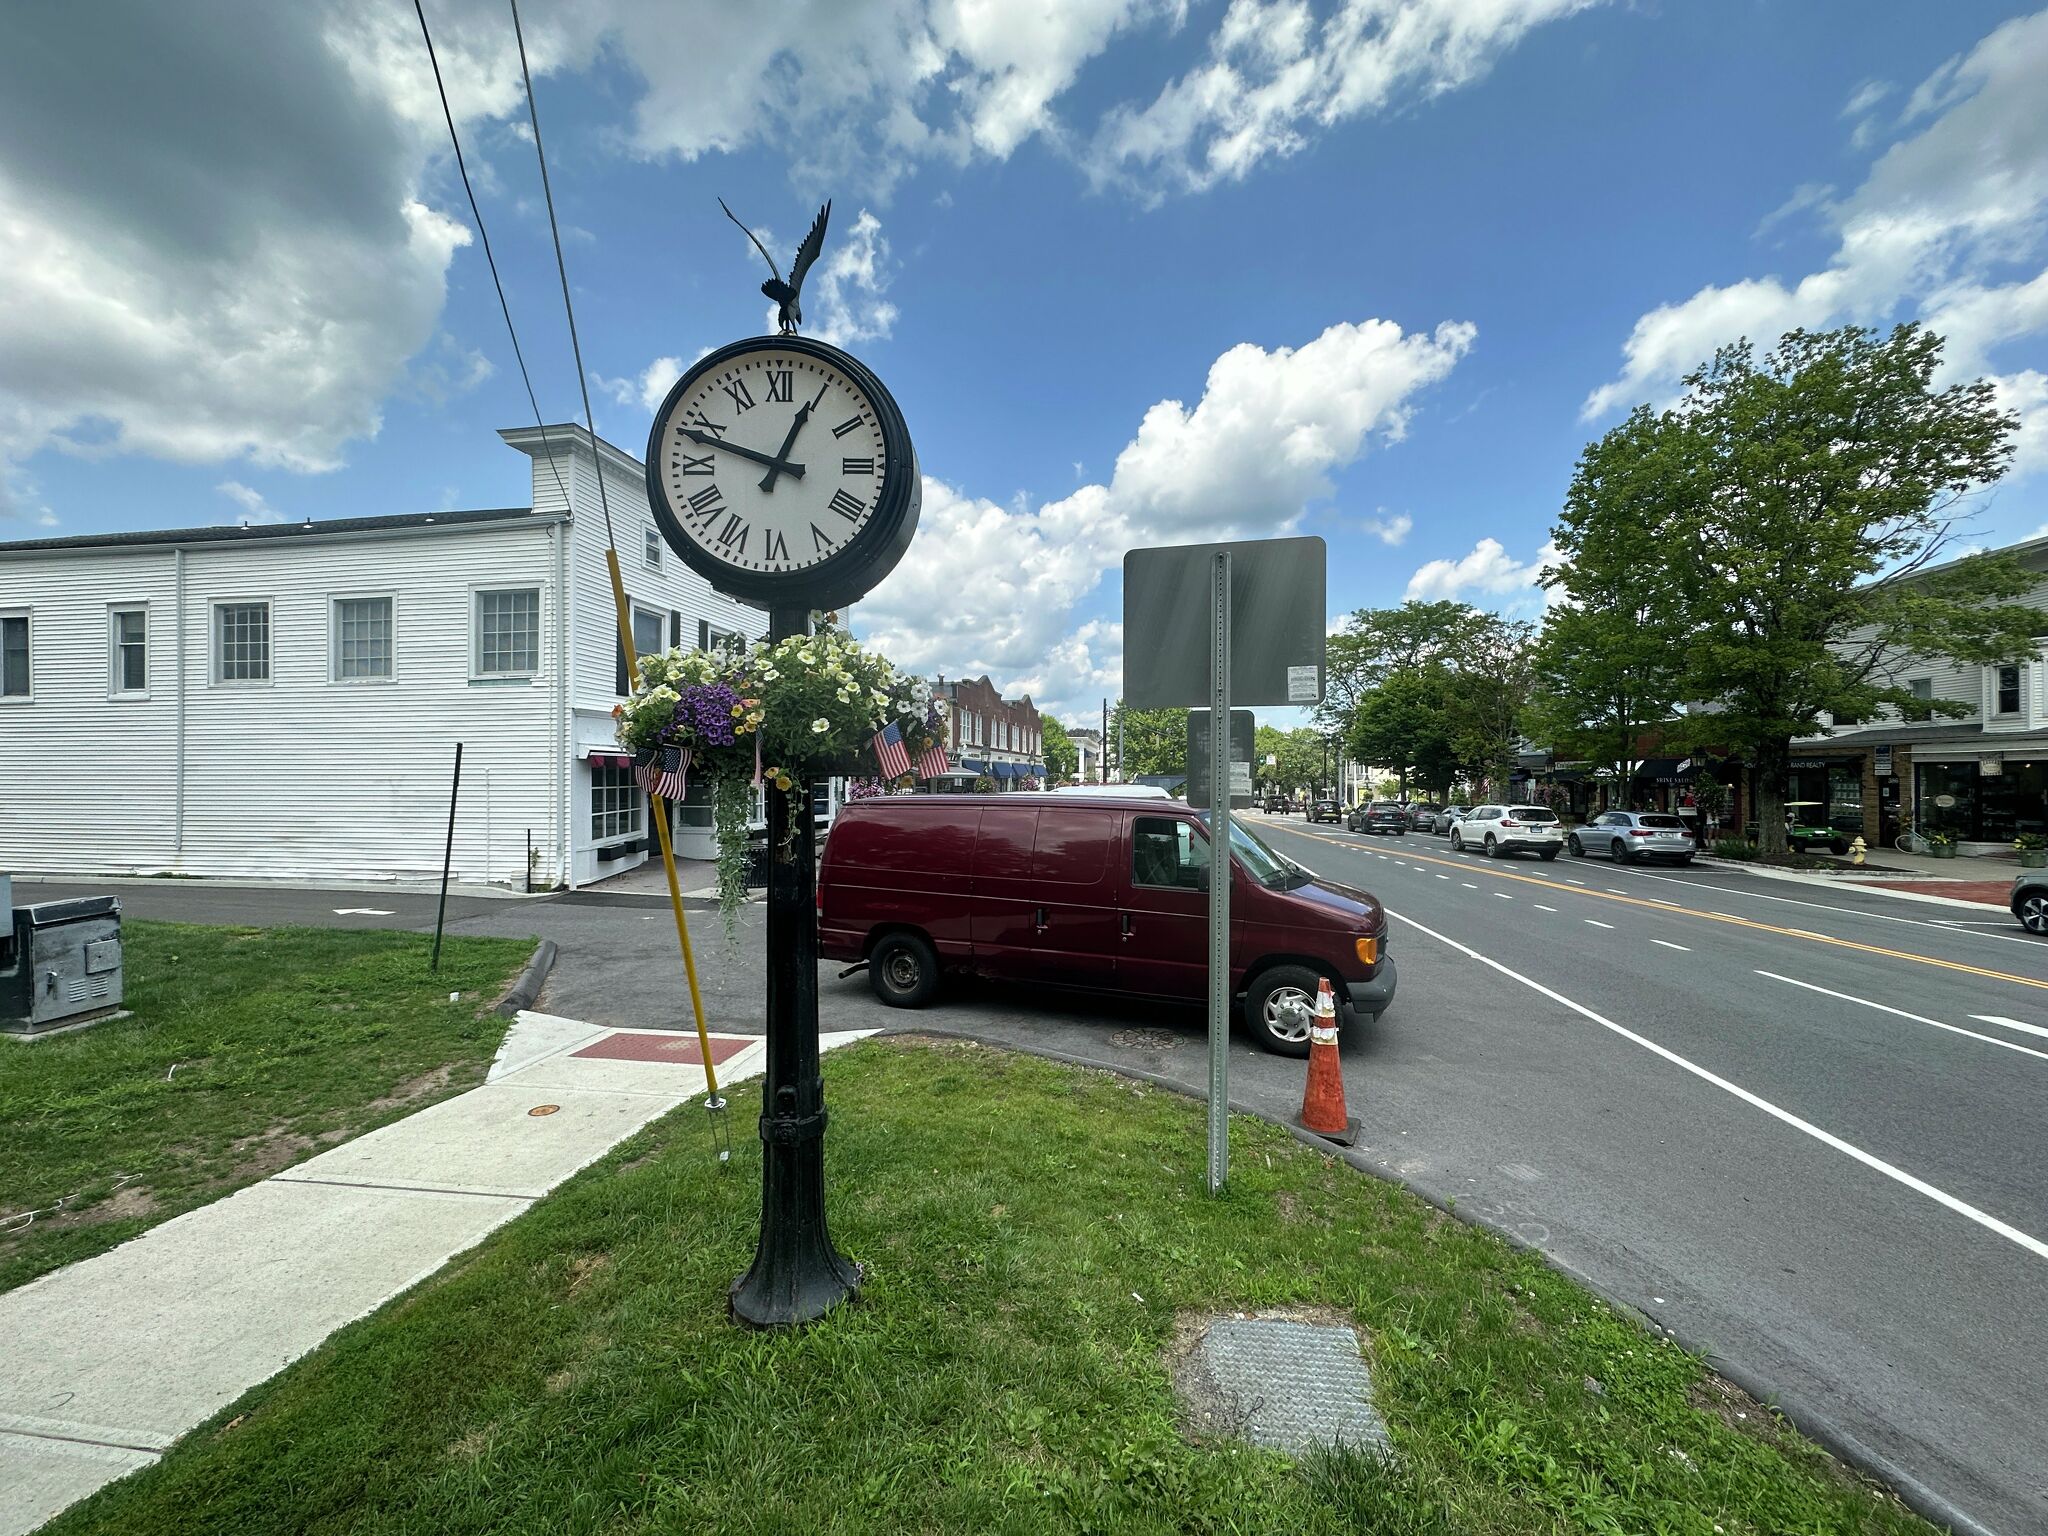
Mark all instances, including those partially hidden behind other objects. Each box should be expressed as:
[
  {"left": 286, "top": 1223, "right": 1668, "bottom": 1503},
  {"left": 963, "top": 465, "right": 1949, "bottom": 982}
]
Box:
[
  {"left": 677, "top": 427, "right": 804, "bottom": 480},
  {"left": 757, "top": 402, "right": 813, "bottom": 492}
]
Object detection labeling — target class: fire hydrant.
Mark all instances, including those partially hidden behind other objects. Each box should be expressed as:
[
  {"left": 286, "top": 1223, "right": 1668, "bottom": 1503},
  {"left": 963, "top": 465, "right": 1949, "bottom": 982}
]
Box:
[{"left": 1850, "top": 834, "right": 1867, "bottom": 866}]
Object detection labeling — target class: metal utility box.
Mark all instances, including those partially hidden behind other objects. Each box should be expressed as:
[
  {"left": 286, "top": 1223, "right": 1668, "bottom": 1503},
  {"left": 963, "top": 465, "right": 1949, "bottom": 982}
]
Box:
[{"left": 1, "top": 896, "right": 124, "bottom": 1038}]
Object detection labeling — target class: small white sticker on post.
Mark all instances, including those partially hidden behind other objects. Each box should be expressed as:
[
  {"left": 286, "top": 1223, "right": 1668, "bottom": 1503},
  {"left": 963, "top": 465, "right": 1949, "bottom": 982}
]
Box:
[{"left": 1287, "top": 665, "right": 1319, "bottom": 702}]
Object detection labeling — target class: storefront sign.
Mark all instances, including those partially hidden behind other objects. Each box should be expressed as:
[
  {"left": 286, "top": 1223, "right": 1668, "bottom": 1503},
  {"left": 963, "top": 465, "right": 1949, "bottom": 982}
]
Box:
[
  {"left": 1981, "top": 756, "right": 2004, "bottom": 777},
  {"left": 1934, "top": 794, "right": 1957, "bottom": 808},
  {"left": 1874, "top": 744, "right": 1892, "bottom": 777}
]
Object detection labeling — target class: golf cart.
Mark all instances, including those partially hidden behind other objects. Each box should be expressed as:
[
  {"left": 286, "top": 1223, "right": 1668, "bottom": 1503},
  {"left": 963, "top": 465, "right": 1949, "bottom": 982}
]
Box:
[{"left": 1784, "top": 802, "right": 1851, "bottom": 855}]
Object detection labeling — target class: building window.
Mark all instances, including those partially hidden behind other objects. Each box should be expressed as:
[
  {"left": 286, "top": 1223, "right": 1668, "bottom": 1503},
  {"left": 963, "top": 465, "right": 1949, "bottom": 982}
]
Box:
[
  {"left": 590, "top": 762, "right": 642, "bottom": 842},
  {"left": 475, "top": 587, "right": 540, "bottom": 677},
  {"left": 643, "top": 525, "right": 663, "bottom": 570},
  {"left": 214, "top": 601, "right": 271, "bottom": 683},
  {"left": 1, "top": 612, "right": 29, "bottom": 698},
  {"left": 110, "top": 607, "right": 147, "bottom": 695},
  {"left": 332, "top": 595, "right": 394, "bottom": 681},
  {"left": 633, "top": 605, "right": 665, "bottom": 659},
  {"left": 1909, "top": 678, "right": 1932, "bottom": 700},
  {"left": 1997, "top": 664, "right": 2021, "bottom": 715}
]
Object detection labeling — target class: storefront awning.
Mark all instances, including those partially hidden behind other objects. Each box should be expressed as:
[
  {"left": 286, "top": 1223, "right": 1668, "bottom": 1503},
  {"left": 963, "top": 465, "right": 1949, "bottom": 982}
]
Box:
[
  {"left": 585, "top": 749, "right": 632, "bottom": 769},
  {"left": 1631, "top": 756, "right": 1692, "bottom": 783}
]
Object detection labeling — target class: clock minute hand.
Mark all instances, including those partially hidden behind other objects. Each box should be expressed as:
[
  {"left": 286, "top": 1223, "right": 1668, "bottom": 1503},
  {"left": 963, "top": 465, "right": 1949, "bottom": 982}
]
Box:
[
  {"left": 677, "top": 427, "right": 804, "bottom": 479},
  {"left": 758, "top": 401, "right": 813, "bottom": 492}
]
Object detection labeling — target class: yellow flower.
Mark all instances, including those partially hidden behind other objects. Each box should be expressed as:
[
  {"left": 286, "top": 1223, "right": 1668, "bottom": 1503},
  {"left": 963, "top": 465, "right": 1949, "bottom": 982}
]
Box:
[
  {"left": 774, "top": 773, "right": 793, "bottom": 791},
  {"left": 731, "top": 704, "right": 744, "bottom": 717}
]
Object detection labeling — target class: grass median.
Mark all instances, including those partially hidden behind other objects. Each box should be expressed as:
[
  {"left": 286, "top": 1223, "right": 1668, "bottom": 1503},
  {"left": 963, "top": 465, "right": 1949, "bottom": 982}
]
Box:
[
  {"left": 49, "top": 1035, "right": 1928, "bottom": 1535},
  {"left": 1, "top": 921, "right": 536, "bottom": 1292}
]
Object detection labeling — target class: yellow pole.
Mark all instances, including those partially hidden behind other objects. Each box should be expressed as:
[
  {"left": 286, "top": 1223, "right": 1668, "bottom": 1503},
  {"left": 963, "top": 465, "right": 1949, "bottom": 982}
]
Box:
[{"left": 606, "top": 549, "right": 720, "bottom": 1099}]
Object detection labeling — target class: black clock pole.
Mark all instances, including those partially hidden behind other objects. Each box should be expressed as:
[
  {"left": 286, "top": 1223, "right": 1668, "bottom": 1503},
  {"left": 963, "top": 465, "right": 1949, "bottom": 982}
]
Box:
[{"left": 730, "top": 604, "right": 861, "bottom": 1328}]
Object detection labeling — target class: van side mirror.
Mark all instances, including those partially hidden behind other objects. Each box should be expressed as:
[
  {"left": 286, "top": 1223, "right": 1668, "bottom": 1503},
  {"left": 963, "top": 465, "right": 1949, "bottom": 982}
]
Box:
[{"left": 1195, "top": 863, "right": 1210, "bottom": 892}]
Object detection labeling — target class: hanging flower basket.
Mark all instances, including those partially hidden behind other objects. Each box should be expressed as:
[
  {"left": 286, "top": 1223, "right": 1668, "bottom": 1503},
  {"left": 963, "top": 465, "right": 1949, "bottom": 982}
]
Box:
[{"left": 614, "top": 630, "right": 947, "bottom": 929}]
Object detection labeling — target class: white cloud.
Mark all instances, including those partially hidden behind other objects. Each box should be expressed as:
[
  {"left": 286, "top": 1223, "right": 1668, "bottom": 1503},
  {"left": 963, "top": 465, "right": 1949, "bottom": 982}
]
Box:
[
  {"left": 859, "top": 315, "right": 1472, "bottom": 717},
  {"left": 805, "top": 208, "right": 899, "bottom": 348},
  {"left": 1362, "top": 510, "right": 1412, "bottom": 544},
  {"left": 1404, "top": 536, "right": 1558, "bottom": 604},
  {"left": 216, "top": 480, "right": 286, "bottom": 526},
  {"left": 1088, "top": 0, "right": 1603, "bottom": 197},
  {"left": 1842, "top": 79, "right": 1893, "bottom": 119},
  {"left": 596, "top": 355, "right": 685, "bottom": 414},
  {"left": 1583, "top": 7, "right": 2048, "bottom": 473}
]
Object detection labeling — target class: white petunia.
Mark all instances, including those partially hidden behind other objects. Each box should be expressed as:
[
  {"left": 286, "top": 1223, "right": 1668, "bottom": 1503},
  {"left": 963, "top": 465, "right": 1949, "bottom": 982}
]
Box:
[{"left": 812, "top": 718, "right": 830, "bottom": 733}]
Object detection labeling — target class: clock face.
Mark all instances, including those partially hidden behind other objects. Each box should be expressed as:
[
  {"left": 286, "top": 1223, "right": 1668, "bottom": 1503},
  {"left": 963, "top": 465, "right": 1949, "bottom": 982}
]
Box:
[{"left": 649, "top": 345, "right": 889, "bottom": 578}]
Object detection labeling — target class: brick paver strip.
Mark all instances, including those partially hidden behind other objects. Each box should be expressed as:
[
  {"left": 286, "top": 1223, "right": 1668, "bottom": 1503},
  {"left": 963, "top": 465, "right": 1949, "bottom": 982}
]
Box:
[{"left": 570, "top": 1031, "right": 753, "bottom": 1065}]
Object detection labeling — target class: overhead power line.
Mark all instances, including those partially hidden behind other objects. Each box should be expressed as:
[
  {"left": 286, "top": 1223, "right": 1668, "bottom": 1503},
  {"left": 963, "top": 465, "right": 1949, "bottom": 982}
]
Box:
[
  {"left": 411, "top": 0, "right": 570, "bottom": 514},
  {"left": 509, "top": 0, "right": 617, "bottom": 548}
]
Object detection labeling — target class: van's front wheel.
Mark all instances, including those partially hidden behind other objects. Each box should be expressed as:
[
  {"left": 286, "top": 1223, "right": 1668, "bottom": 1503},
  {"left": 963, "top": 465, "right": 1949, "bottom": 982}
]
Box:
[
  {"left": 1247, "top": 964, "right": 1326, "bottom": 1058},
  {"left": 869, "top": 932, "right": 939, "bottom": 1008}
]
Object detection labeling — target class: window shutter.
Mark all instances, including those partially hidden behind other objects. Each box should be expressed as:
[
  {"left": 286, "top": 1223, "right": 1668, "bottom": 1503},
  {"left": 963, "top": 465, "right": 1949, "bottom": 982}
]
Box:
[
  {"left": 615, "top": 631, "right": 628, "bottom": 696},
  {"left": 698, "top": 619, "right": 710, "bottom": 651},
  {"left": 670, "top": 609, "right": 683, "bottom": 648}
]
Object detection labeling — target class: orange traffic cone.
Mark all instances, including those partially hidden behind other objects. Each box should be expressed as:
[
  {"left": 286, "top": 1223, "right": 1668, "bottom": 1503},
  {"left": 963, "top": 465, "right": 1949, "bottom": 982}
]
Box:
[{"left": 1298, "top": 978, "right": 1359, "bottom": 1146}]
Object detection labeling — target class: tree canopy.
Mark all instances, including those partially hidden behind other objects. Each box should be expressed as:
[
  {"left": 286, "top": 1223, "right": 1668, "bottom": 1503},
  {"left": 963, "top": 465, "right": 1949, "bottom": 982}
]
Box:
[{"left": 1040, "top": 717, "right": 1078, "bottom": 782}]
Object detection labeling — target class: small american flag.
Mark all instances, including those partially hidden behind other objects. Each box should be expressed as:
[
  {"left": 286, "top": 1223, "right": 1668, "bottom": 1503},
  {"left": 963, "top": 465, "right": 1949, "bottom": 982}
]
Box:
[
  {"left": 872, "top": 723, "right": 913, "bottom": 780},
  {"left": 916, "top": 739, "right": 950, "bottom": 778},
  {"left": 636, "top": 744, "right": 685, "bottom": 800}
]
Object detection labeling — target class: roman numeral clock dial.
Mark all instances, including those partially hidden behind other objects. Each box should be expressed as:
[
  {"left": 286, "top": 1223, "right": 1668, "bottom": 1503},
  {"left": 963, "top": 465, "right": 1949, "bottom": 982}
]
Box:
[{"left": 645, "top": 336, "right": 919, "bottom": 611}]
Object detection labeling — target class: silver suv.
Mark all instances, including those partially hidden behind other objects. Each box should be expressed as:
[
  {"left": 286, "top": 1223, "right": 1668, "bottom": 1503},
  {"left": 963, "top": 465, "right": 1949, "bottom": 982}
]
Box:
[{"left": 1567, "top": 811, "right": 1696, "bottom": 865}]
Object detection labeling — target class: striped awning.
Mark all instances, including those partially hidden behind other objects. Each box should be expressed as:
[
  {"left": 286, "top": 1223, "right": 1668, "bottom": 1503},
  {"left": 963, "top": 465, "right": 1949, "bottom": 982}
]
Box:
[{"left": 586, "top": 749, "right": 632, "bottom": 769}]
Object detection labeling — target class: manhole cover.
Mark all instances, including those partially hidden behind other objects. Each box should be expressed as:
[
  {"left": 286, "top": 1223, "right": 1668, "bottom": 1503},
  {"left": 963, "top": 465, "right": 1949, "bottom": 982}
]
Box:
[
  {"left": 527, "top": 1104, "right": 561, "bottom": 1118},
  {"left": 1175, "top": 1315, "right": 1389, "bottom": 1455},
  {"left": 1108, "top": 1027, "right": 1181, "bottom": 1051}
]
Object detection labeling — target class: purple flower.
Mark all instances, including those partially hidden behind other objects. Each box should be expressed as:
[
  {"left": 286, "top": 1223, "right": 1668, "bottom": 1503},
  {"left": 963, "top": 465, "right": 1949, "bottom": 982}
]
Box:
[{"left": 668, "top": 681, "right": 742, "bottom": 748}]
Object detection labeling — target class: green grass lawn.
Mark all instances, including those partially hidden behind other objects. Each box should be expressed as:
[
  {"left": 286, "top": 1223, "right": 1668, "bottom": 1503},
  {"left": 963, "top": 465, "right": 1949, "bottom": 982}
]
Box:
[
  {"left": 48, "top": 1037, "right": 1927, "bottom": 1536},
  {"left": 0, "top": 922, "right": 536, "bottom": 1292}
]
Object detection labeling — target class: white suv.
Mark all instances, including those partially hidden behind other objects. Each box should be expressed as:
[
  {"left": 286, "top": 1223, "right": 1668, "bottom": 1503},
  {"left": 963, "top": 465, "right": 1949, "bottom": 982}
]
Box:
[{"left": 1452, "top": 803, "right": 1564, "bottom": 860}]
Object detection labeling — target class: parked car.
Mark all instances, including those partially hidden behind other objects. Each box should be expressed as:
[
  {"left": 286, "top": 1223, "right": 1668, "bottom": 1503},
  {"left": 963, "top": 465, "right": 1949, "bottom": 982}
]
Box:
[
  {"left": 1309, "top": 796, "right": 1343, "bottom": 824},
  {"left": 1349, "top": 800, "right": 1410, "bottom": 835},
  {"left": 2013, "top": 871, "right": 2048, "bottom": 936},
  {"left": 1404, "top": 802, "right": 1439, "bottom": 830},
  {"left": 817, "top": 794, "right": 1396, "bottom": 1056},
  {"left": 1783, "top": 801, "right": 1852, "bottom": 855},
  {"left": 1430, "top": 804, "right": 1471, "bottom": 836},
  {"left": 1452, "top": 804, "right": 1564, "bottom": 859},
  {"left": 1566, "top": 810, "right": 1696, "bottom": 865}
]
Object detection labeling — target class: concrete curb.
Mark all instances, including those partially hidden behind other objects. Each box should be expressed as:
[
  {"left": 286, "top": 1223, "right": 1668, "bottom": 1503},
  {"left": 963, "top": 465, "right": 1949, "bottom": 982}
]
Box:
[
  {"left": 494, "top": 940, "right": 558, "bottom": 1017},
  {"left": 1694, "top": 856, "right": 2012, "bottom": 913},
  {"left": 870, "top": 1024, "right": 1990, "bottom": 1536},
  {"left": 551, "top": 889, "right": 731, "bottom": 911}
]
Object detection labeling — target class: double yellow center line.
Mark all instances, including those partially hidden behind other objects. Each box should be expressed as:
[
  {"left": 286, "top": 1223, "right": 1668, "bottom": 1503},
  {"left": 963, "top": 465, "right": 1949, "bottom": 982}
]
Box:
[{"left": 1286, "top": 828, "right": 2048, "bottom": 994}]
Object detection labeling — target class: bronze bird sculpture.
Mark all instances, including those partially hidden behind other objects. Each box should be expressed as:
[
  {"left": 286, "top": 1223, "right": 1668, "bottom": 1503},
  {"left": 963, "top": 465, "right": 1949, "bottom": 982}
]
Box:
[{"left": 720, "top": 197, "right": 831, "bottom": 335}]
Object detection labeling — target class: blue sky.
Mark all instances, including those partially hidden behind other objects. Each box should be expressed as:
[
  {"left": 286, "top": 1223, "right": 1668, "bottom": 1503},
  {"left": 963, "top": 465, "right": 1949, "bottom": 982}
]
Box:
[{"left": 5, "top": 1, "right": 2047, "bottom": 722}]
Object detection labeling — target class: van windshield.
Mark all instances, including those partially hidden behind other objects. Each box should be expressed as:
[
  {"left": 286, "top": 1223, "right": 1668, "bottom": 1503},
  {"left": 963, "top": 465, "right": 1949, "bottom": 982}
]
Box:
[{"left": 1197, "top": 814, "right": 1300, "bottom": 888}]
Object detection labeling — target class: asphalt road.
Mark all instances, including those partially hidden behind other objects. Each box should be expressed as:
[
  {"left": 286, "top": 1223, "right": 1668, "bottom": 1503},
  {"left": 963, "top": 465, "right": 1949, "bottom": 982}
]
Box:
[{"left": 29, "top": 841, "right": 2048, "bottom": 1532}]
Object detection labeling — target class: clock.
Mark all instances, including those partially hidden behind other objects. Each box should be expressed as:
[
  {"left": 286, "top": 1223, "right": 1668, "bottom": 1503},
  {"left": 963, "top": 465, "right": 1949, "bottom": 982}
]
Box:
[{"left": 644, "top": 334, "right": 919, "bottom": 611}]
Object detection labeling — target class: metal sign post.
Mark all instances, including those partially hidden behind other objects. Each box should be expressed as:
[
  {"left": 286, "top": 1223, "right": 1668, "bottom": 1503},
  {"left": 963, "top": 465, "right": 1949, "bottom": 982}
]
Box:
[
  {"left": 1206, "top": 550, "right": 1231, "bottom": 1193},
  {"left": 1125, "top": 536, "right": 1326, "bottom": 1195}
]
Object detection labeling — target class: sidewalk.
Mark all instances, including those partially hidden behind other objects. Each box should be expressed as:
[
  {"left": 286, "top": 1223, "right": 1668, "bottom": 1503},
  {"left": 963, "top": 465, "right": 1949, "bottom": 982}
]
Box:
[
  {"left": 0, "top": 1012, "right": 865, "bottom": 1536},
  {"left": 570, "top": 853, "right": 726, "bottom": 905},
  {"left": 1698, "top": 845, "right": 2022, "bottom": 911}
]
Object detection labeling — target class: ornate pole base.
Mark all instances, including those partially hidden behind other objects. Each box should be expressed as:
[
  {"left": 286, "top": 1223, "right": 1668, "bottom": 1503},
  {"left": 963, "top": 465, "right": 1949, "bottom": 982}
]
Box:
[{"left": 730, "top": 607, "right": 859, "bottom": 1329}]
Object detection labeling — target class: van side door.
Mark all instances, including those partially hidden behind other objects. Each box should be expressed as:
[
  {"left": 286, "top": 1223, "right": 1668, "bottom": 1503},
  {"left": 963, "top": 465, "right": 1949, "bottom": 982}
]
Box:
[
  {"left": 1114, "top": 812, "right": 1212, "bottom": 1001},
  {"left": 1027, "top": 805, "right": 1119, "bottom": 990},
  {"left": 969, "top": 805, "right": 1040, "bottom": 980}
]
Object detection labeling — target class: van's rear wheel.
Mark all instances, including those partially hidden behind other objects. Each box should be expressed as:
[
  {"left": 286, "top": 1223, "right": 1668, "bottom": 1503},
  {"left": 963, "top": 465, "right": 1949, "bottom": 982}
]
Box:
[
  {"left": 1247, "top": 964, "right": 1326, "bottom": 1058},
  {"left": 869, "top": 932, "right": 939, "bottom": 1008}
]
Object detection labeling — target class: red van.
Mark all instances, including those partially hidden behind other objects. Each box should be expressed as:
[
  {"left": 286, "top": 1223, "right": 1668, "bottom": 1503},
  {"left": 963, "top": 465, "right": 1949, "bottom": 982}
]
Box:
[{"left": 817, "top": 794, "right": 1395, "bottom": 1056}]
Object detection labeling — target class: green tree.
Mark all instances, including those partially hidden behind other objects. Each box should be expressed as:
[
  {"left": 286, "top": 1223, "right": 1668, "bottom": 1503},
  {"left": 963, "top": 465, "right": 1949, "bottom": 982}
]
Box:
[
  {"left": 1108, "top": 703, "right": 1189, "bottom": 777},
  {"left": 1250, "top": 724, "right": 1323, "bottom": 794},
  {"left": 1041, "top": 717, "right": 1078, "bottom": 782},
  {"left": 1562, "top": 323, "right": 2035, "bottom": 854},
  {"left": 1319, "top": 600, "right": 1491, "bottom": 732},
  {"left": 1347, "top": 668, "right": 1460, "bottom": 795}
]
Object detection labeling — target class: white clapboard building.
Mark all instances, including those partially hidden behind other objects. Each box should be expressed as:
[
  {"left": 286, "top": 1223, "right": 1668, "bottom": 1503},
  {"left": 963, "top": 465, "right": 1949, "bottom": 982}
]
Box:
[{"left": 0, "top": 425, "right": 761, "bottom": 889}]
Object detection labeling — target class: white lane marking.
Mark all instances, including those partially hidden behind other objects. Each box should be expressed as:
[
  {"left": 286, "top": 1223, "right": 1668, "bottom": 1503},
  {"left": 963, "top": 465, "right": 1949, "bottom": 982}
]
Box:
[
  {"left": 1388, "top": 912, "right": 2048, "bottom": 1264},
  {"left": 1757, "top": 972, "right": 2048, "bottom": 1065},
  {"left": 1566, "top": 879, "right": 1587, "bottom": 886},
  {"left": 1606, "top": 888, "right": 1626, "bottom": 894},
  {"left": 1972, "top": 1014, "right": 2048, "bottom": 1041},
  {"left": 1495, "top": 892, "right": 1514, "bottom": 901},
  {"left": 1651, "top": 939, "right": 1690, "bottom": 951},
  {"left": 1437, "top": 874, "right": 1450, "bottom": 881},
  {"left": 1646, "top": 898, "right": 1681, "bottom": 908},
  {"left": 333, "top": 907, "right": 395, "bottom": 916},
  {"left": 1534, "top": 904, "right": 1559, "bottom": 912},
  {"left": 1584, "top": 919, "right": 1615, "bottom": 929},
  {"left": 1462, "top": 882, "right": 1478, "bottom": 890},
  {"left": 1598, "top": 860, "right": 2043, "bottom": 951}
]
